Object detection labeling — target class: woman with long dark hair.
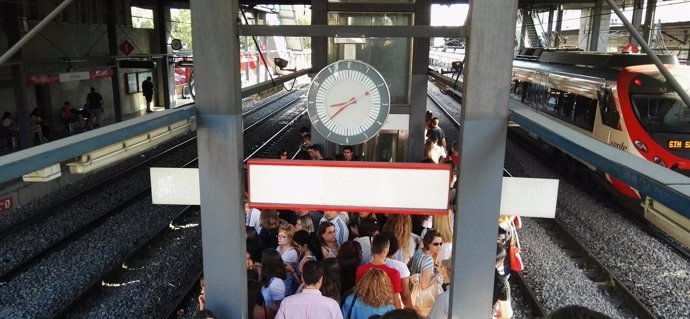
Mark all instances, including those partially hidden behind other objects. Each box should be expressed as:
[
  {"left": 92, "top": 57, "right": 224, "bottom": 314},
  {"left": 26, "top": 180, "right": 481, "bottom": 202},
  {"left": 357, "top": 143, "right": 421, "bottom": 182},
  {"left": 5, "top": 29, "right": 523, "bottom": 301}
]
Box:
[
  {"left": 337, "top": 240, "right": 362, "bottom": 297},
  {"left": 260, "top": 248, "right": 286, "bottom": 315},
  {"left": 320, "top": 258, "right": 342, "bottom": 305},
  {"left": 319, "top": 221, "right": 339, "bottom": 258}
]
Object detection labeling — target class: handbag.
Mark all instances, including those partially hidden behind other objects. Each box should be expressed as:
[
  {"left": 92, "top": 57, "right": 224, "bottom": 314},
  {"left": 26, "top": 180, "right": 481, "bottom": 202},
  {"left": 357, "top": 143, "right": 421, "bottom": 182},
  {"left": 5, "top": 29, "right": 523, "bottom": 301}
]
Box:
[
  {"left": 508, "top": 222, "right": 524, "bottom": 272},
  {"left": 409, "top": 273, "right": 444, "bottom": 311}
]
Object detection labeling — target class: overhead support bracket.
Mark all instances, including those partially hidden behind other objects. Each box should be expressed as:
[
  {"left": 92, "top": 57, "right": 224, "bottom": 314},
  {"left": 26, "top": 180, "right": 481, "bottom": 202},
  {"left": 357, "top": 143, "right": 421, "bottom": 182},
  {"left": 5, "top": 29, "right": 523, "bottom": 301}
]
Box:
[
  {"left": 241, "top": 68, "right": 311, "bottom": 98},
  {"left": 238, "top": 25, "right": 465, "bottom": 38}
]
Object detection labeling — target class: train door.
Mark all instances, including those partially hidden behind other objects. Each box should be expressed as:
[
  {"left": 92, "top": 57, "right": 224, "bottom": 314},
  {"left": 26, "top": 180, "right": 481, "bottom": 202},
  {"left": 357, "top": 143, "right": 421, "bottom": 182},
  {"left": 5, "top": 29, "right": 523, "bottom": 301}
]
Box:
[{"left": 593, "top": 86, "right": 627, "bottom": 151}]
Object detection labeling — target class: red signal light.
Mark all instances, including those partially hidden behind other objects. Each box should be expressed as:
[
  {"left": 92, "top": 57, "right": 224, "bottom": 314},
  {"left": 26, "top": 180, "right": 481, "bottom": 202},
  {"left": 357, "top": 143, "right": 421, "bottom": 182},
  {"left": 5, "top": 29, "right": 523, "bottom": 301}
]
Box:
[{"left": 634, "top": 79, "right": 642, "bottom": 86}]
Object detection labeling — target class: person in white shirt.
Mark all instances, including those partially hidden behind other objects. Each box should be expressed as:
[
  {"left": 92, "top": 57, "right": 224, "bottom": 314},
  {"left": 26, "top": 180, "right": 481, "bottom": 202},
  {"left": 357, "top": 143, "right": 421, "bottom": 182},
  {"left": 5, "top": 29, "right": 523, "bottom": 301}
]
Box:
[
  {"left": 354, "top": 218, "right": 380, "bottom": 265},
  {"left": 245, "top": 202, "right": 261, "bottom": 234},
  {"left": 383, "top": 232, "right": 413, "bottom": 309}
]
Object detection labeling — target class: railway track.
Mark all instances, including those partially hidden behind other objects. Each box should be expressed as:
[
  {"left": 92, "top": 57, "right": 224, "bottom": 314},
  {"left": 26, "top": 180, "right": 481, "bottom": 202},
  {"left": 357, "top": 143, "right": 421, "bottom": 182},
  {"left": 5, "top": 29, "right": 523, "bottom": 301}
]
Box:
[
  {"left": 507, "top": 127, "right": 690, "bottom": 318},
  {"left": 0, "top": 88, "right": 311, "bottom": 316}
]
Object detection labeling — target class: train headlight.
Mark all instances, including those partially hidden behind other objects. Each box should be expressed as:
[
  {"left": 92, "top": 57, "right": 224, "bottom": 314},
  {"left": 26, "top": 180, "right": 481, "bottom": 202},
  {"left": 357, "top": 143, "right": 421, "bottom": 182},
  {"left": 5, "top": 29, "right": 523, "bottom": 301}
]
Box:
[
  {"left": 653, "top": 156, "right": 666, "bottom": 167},
  {"left": 634, "top": 140, "right": 648, "bottom": 152}
]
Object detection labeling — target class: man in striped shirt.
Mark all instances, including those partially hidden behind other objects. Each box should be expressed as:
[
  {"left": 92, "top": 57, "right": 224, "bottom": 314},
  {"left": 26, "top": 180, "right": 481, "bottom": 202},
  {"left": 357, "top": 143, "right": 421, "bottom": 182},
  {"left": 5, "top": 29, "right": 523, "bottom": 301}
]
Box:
[{"left": 321, "top": 210, "right": 349, "bottom": 246}]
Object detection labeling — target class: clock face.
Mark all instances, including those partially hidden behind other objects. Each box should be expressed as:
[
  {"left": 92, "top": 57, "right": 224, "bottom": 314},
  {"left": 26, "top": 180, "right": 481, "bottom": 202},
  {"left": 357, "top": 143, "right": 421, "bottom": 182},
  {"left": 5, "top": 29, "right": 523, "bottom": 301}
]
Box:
[{"left": 307, "top": 60, "right": 391, "bottom": 145}]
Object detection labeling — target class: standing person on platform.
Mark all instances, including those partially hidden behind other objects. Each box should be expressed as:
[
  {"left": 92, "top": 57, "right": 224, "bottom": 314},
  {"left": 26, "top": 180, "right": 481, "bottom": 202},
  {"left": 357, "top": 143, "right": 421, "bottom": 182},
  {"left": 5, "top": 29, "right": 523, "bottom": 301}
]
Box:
[
  {"left": 425, "top": 117, "right": 447, "bottom": 152},
  {"left": 319, "top": 221, "right": 340, "bottom": 258},
  {"left": 85, "top": 87, "right": 104, "bottom": 127},
  {"left": 321, "top": 211, "right": 349, "bottom": 246},
  {"left": 355, "top": 233, "right": 403, "bottom": 309},
  {"left": 308, "top": 144, "right": 325, "bottom": 160},
  {"left": 382, "top": 233, "right": 413, "bottom": 309},
  {"left": 261, "top": 249, "right": 287, "bottom": 315},
  {"left": 142, "top": 76, "right": 154, "bottom": 113},
  {"left": 275, "top": 261, "right": 343, "bottom": 319},
  {"left": 342, "top": 268, "right": 396, "bottom": 319},
  {"left": 340, "top": 145, "right": 358, "bottom": 161}
]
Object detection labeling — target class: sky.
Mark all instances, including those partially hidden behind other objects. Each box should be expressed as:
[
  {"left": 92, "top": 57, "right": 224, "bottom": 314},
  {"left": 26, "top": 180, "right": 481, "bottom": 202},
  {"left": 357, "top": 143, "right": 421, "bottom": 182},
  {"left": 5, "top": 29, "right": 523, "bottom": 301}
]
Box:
[{"left": 430, "top": 1, "right": 690, "bottom": 30}]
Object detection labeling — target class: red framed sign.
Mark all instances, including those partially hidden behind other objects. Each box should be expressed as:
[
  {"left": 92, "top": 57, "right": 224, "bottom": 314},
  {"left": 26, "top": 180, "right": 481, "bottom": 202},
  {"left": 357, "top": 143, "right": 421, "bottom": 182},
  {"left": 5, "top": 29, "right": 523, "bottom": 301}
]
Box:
[{"left": 247, "top": 159, "right": 452, "bottom": 215}]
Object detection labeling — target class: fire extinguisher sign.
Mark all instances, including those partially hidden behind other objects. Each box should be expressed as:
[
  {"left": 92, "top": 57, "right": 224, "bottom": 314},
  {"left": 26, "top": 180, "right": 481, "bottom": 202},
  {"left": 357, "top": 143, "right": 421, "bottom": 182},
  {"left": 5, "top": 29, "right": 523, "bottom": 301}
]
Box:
[{"left": 0, "top": 196, "right": 13, "bottom": 213}]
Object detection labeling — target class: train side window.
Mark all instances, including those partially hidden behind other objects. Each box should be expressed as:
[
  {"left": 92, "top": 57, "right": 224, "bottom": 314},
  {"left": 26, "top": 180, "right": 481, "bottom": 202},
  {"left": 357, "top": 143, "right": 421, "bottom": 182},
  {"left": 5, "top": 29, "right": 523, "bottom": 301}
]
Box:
[
  {"left": 598, "top": 88, "right": 620, "bottom": 129},
  {"left": 573, "top": 95, "right": 596, "bottom": 131}
]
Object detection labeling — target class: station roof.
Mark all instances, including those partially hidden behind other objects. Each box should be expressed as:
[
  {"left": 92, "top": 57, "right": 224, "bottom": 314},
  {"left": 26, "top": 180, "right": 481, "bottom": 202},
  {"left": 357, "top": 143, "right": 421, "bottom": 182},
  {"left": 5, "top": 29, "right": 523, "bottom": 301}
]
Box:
[{"left": 131, "top": 0, "right": 605, "bottom": 10}]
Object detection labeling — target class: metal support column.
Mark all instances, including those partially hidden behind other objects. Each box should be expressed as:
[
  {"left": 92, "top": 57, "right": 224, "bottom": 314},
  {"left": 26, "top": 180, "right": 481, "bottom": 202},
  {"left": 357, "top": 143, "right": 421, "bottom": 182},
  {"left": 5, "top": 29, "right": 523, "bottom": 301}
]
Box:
[
  {"left": 4, "top": 4, "right": 33, "bottom": 148},
  {"left": 518, "top": 9, "right": 527, "bottom": 50},
  {"left": 190, "top": 0, "right": 247, "bottom": 317},
  {"left": 408, "top": 0, "right": 431, "bottom": 162},
  {"left": 449, "top": 0, "right": 517, "bottom": 318},
  {"left": 156, "top": 4, "right": 174, "bottom": 109},
  {"left": 309, "top": 0, "right": 332, "bottom": 156},
  {"left": 554, "top": 6, "right": 563, "bottom": 47},
  {"left": 589, "top": 0, "right": 603, "bottom": 51},
  {"left": 642, "top": 0, "right": 657, "bottom": 44},
  {"left": 107, "top": 0, "right": 123, "bottom": 122},
  {"left": 631, "top": 0, "right": 644, "bottom": 46},
  {"left": 547, "top": 7, "right": 555, "bottom": 47}
]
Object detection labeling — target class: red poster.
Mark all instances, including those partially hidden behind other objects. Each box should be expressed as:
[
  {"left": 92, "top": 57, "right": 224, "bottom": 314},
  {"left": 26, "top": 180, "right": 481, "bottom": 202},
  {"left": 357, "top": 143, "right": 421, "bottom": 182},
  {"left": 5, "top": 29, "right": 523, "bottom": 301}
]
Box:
[
  {"left": 0, "top": 196, "right": 12, "bottom": 213},
  {"left": 26, "top": 74, "right": 60, "bottom": 85}
]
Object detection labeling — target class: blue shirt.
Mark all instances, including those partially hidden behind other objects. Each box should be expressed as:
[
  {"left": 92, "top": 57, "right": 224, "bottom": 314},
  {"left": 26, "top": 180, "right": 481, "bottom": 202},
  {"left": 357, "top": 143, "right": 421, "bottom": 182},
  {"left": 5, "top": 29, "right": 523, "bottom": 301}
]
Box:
[{"left": 341, "top": 294, "right": 395, "bottom": 319}]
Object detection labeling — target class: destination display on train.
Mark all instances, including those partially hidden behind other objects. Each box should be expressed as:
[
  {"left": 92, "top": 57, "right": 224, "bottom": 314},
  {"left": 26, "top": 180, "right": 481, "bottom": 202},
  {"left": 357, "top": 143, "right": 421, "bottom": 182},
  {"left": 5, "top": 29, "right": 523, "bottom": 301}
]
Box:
[{"left": 667, "top": 140, "right": 690, "bottom": 150}]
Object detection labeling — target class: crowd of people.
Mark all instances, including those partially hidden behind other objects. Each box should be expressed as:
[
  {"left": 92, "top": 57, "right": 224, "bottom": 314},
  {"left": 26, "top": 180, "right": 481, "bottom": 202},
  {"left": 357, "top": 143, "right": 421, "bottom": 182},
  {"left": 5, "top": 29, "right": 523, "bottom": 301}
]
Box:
[
  {"left": 195, "top": 119, "right": 613, "bottom": 319},
  {"left": 194, "top": 194, "right": 528, "bottom": 319},
  {"left": 1, "top": 87, "right": 107, "bottom": 149}
]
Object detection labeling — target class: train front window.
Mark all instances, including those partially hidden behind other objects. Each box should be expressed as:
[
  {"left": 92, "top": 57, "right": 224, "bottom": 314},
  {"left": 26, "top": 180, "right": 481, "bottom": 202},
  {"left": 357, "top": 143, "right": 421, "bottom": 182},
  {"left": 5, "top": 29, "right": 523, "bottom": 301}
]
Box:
[{"left": 631, "top": 94, "right": 690, "bottom": 134}]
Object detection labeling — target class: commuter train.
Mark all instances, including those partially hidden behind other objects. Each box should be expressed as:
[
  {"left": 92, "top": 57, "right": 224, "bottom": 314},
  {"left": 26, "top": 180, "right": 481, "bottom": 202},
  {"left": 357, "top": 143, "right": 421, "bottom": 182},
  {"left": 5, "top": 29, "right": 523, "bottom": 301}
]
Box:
[{"left": 509, "top": 50, "right": 690, "bottom": 247}]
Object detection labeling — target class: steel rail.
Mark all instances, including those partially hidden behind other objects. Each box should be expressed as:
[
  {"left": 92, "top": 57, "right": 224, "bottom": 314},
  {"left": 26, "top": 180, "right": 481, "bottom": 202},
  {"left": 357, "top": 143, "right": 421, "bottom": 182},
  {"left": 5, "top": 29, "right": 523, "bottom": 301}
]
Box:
[
  {"left": 52, "top": 206, "right": 198, "bottom": 318},
  {"left": 0, "top": 157, "right": 199, "bottom": 282},
  {"left": 243, "top": 95, "right": 304, "bottom": 132},
  {"left": 0, "top": 135, "right": 197, "bottom": 238},
  {"left": 427, "top": 91, "right": 461, "bottom": 128}
]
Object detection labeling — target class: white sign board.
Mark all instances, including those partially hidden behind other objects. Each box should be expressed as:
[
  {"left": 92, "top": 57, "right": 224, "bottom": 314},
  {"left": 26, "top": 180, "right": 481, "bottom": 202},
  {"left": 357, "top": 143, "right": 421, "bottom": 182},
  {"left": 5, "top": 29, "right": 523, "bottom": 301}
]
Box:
[
  {"left": 247, "top": 160, "right": 451, "bottom": 215},
  {"left": 500, "top": 177, "right": 559, "bottom": 218},
  {"left": 150, "top": 164, "right": 559, "bottom": 218},
  {"left": 150, "top": 167, "right": 200, "bottom": 205}
]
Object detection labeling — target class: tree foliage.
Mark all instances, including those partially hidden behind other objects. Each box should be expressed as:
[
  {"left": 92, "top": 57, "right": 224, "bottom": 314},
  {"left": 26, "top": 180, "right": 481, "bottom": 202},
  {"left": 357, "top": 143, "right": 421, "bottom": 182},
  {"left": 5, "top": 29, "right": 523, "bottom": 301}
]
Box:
[{"left": 171, "top": 9, "right": 193, "bottom": 51}]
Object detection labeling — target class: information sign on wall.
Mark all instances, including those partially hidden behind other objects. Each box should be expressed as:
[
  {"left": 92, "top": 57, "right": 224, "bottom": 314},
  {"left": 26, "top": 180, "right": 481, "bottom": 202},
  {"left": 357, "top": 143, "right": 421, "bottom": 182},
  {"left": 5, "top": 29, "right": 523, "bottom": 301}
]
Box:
[{"left": 0, "top": 196, "right": 13, "bottom": 213}]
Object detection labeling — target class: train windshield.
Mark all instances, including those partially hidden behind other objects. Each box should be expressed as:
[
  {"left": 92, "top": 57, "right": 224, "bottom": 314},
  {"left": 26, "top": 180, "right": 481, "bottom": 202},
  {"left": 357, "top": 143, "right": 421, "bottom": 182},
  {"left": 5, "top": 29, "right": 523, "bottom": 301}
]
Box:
[{"left": 631, "top": 94, "right": 690, "bottom": 134}]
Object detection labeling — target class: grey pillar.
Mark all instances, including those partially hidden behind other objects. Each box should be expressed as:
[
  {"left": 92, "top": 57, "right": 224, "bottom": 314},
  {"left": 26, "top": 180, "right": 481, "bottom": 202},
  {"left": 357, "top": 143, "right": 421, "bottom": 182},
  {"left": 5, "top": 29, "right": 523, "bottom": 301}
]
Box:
[
  {"left": 310, "top": 0, "right": 327, "bottom": 74},
  {"left": 555, "top": 6, "right": 563, "bottom": 47},
  {"left": 156, "top": 4, "right": 174, "bottom": 109},
  {"left": 408, "top": 0, "right": 431, "bottom": 162},
  {"left": 4, "top": 4, "right": 33, "bottom": 148},
  {"left": 642, "top": 0, "right": 657, "bottom": 44},
  {"left": 107, "top": 0, "right": 123, "bottom": 122},
  {"left": 190, "top": 0, "right": 247, "bottom": 317},
  {"left": 518, "top": 9, "right": 527, "bottom": 50},
  {"left": 589, "top": 0, "right": 603, "bottom": 51},
  {"left": 547, "top": 7, "right": 555, "bottom": 47},
  {"left": 631, "top": 0, "right": 644, "bottom": 46},
  {"left": 309, "top": 0, "right": 333, "bottom": 156},
  {"left": 449, "top": 0, "right": 517, "bottom": 318}
]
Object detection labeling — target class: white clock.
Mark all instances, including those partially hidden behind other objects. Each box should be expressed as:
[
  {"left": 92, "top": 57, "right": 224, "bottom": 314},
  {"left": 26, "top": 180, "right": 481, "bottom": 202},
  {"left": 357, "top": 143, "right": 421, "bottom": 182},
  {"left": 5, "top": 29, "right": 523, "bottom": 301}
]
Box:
[{"left": 307, "top": 60, "right": 391, "bottom": 145}]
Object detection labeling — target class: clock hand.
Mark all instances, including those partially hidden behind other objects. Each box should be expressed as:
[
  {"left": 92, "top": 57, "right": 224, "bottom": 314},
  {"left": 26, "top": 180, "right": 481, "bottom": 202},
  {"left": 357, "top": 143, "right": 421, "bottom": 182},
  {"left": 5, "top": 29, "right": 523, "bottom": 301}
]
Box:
[
  {"left": 330, "top": 92, "right": 370, "bottom": 107},
  {"left": 329, "top": 91, "right": 370, "bottom": 120},
  {"left": 330, "top": 97, "right": 356, "bottom": 108}
]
